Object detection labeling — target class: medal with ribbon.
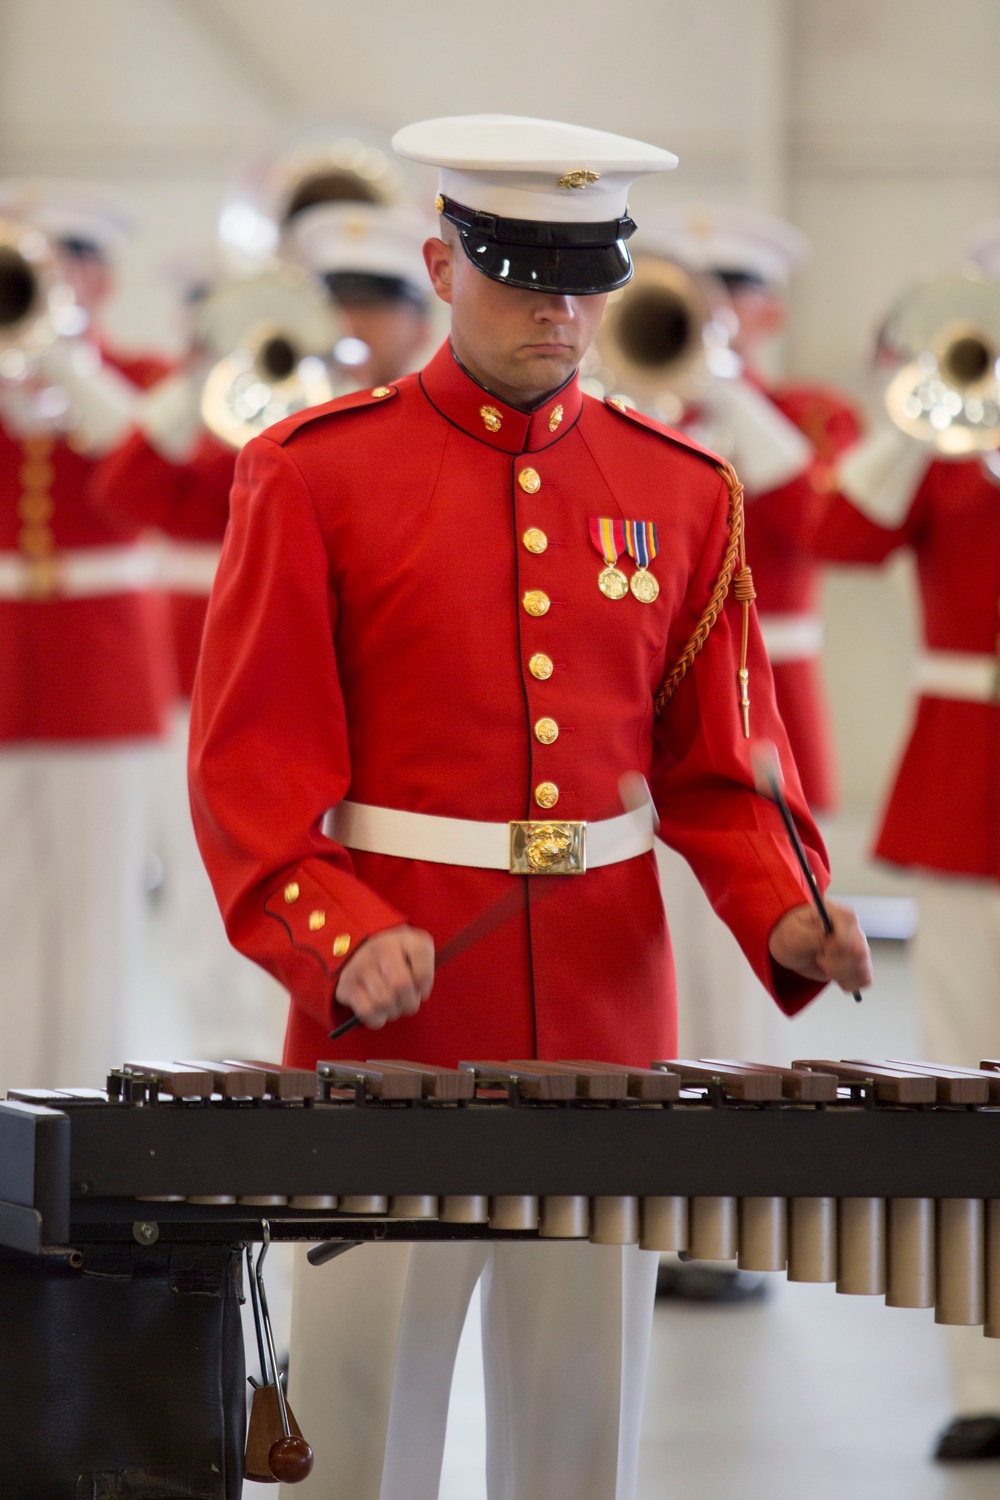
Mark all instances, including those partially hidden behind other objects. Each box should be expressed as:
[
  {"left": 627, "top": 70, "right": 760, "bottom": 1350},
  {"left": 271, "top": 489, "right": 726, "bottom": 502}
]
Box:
[
  {"left": 624, "top": 519, "right": 660, "bottom": 603},
  {"left": 588, "top": 517, "right": 629, "bottom": 600}
]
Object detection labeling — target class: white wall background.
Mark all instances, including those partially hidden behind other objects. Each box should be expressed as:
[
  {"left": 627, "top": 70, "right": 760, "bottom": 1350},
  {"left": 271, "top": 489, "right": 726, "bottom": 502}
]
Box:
[{"left": 1, "top": 0, "right": 997, "bottom": 824}]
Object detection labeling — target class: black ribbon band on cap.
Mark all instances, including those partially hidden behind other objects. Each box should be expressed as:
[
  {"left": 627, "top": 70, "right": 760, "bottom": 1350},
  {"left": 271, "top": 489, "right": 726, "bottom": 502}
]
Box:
[{"left": 439, "top": 195, "right": 636, "bottom": 249}]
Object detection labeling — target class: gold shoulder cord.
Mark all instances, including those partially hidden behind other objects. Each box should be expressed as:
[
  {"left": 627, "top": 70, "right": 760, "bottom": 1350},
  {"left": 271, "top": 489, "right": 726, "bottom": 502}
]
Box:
[{"left": 653, "top": 460, "right": 756, "bottom": 738}]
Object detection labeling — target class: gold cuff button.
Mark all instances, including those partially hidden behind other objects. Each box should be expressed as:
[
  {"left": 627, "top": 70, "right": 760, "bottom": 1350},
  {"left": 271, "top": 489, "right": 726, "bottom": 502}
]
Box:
[
  {"left": 518, "top": 467, "right": 541, "bottom": 494},
  {"left": 283, "top": 882, "right": 300, "bottom": 904},
  {"left": 522, "top": 590, "right": 550, "bottom": 617},
  {"left": 371, "top": 386, "right": 393, "bottom": 399},
  {"left": 529, "top": 652, "right": 554, "bottom": 680},
  {"left": 534, "top": 717, "right": 559, "bottom": 745},
  {"left": 333, "top": 933, "right": 351, "bottom": 957},
  {"left": 522, "top": 527, "right": 547, "bottom": 554},
  {"left": 535, "top": 781, "right": 560, "bottom": 809},
  {"left": 309, "top": 910, "right": 326, "bottom": 931}
]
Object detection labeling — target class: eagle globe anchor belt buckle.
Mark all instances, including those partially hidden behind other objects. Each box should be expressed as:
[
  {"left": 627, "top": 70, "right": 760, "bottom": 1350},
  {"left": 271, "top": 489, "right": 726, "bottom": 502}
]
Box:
[{"left": 509, "top": 819, "right": 586, "bottom": 875}]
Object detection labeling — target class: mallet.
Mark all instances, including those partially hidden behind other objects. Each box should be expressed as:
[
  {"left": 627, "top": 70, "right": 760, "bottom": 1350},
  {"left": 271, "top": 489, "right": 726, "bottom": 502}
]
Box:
[{"left": 751, "top": 739, "right": 863, "bottom": 1005}]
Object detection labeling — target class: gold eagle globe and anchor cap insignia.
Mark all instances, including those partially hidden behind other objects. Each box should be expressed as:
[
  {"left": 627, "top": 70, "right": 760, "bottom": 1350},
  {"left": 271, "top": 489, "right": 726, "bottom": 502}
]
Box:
[{"left": 391, "top": 114, "right": 678, "bottom": 295}]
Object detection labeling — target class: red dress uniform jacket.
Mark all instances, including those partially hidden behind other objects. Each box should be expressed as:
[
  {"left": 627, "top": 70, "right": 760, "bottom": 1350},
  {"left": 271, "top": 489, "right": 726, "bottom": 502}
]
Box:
[
  {"left": 0, "top": 350, "right": 174, "bottom": 742},
  {"left": 94, "top": 429, "right": 234, "bottom": 698},
  {"left": 745, "top": 381, "right": 862, "bottom": 812},
  {"left": 816, "top": 457, "right": 1000, "bottom": 879},
  {"left": 190, "top": 343, "right": 829, "bottom": 1069}
]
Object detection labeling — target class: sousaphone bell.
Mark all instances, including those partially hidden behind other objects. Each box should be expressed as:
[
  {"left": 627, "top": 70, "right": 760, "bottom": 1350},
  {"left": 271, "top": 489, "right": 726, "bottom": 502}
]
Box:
[
  {"left": 876, "top": 271, "right": 1000, "bottom": 455},
  {"left": 197, "top": 266, "right": 342, "bottom": 450}
]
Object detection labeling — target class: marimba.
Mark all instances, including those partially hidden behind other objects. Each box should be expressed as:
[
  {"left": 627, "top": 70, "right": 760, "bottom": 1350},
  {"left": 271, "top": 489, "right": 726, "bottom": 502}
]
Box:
[{"left": 5, "top": 1054, "right": 1000, "bottom": 1331}]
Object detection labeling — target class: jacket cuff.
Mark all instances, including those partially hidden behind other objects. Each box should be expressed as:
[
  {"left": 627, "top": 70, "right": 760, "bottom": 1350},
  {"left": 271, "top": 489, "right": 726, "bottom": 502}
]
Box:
[
  {"left": 261, "top": 865, "right": 406, "bottom": 1029},
  {"left": 719, "top": 830, "right": 827, "bottom": 1016}
]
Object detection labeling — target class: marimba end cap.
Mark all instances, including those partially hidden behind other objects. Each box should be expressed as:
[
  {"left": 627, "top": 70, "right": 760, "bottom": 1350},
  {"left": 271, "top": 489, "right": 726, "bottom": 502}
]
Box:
[{"left": 268, "top": 1435, "right": 314, "bottom": 1482}]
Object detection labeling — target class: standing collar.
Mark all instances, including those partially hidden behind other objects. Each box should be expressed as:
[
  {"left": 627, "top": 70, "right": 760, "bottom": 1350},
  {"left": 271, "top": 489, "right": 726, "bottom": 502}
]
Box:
[{"left": 418, "top": 340, "right": 584, "bottom": 454}]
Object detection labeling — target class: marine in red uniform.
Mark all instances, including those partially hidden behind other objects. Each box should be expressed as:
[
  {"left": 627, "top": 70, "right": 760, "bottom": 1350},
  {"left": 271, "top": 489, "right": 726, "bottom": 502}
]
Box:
[
  {"left": 640, "top": 205, "right": 862, "bottom": 812},
  {"left": 0, "top": 191, "right": 173, "bottom": 1092},
  {"left": 818, "top": 252, "right": 1000, "bottom": 1457},
  {"left": 190, "top": 117, "right": 871, "bottom": 1498}
]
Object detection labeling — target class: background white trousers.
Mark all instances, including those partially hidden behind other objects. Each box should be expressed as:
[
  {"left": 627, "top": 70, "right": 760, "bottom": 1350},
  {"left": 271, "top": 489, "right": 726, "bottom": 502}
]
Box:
[
  {"left": 149, "top": 705, "right": 286, "bottom": 1061},
  {"left": 655, "top": 840, "right": 772, "bottom": 1060},
  {"left": 285, "top": 1240, "right": 658, "bottom": 1500},
  {"left": 912, "top": 872, "right": 1000, "bottom": 1416},
  {"left": 0, "top": 742, "right": 156, "bottom": 1093}
]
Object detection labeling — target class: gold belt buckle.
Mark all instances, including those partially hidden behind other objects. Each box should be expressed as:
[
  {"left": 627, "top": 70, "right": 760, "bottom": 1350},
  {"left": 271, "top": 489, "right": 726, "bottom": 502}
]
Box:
[{"left": 509, "top": 820, "right": 586, "bottom": 875}]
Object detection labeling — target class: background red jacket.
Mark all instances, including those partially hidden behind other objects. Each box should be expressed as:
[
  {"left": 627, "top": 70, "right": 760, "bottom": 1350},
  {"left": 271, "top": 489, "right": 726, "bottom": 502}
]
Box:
[
  {"left": 745, "top": 380, "right": 862, "bottom": 812},
  {"left": 0, "top": 349, "right": 174, "bottom": 742},
  {"left": 94, "top": 427, "right": 234, "bottom": 698},
  {"left": 817, "top": 456, "right": 1000, "bottom": 879}
]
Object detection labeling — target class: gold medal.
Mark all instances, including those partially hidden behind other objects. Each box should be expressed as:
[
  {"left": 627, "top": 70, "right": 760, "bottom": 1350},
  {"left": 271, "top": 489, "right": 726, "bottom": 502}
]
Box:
[
  {"left": 599, "top": 564, "right": 629, "bottom": 600},
  {"left": 630, "top": 567, "right": 659, "bottom": 604}
]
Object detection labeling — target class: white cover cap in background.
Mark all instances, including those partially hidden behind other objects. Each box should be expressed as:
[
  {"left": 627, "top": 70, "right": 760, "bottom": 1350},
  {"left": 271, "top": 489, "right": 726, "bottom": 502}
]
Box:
[
  {"left": 0, "top": 182, "right": 134, "bottom": 255},
  {"left": 288, "top": 201, "right": 431, "bottom": 296},
  {"left": 638, "top": 204, "right": 809, "bottom": 286}
]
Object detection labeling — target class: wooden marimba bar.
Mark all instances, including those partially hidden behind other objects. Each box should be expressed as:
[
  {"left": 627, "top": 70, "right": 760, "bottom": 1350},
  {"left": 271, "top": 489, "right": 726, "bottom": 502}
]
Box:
[{"left": 7, "top": 1054, "right": 1000, "bottom": 1336}]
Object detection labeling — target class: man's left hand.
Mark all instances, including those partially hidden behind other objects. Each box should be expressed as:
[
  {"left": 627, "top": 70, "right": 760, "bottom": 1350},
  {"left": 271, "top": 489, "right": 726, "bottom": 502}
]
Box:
[{"left": 768, "top": 901, "right": 873, "bottom": 992}]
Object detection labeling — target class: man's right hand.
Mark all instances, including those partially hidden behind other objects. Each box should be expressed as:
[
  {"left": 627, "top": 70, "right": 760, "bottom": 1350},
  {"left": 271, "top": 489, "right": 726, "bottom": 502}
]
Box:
[{"left": 334, "top": 925, "right": 435, "bottom": 1029}]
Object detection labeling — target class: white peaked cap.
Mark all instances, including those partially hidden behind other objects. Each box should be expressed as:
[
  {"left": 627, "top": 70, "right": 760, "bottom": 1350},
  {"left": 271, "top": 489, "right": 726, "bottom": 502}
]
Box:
[
  {"left": 965, "top": 218, "right": 1000, "bottom": 280},
  {"left": 0, "top": 182, "right": 135, "bottom": 252},
  {"left": 288, "top": 201, "right": 431, "bottom": 293},
  {"left": 392, "top": 114, "right": 677, "bottom": 225},
  {"left": 638, "top": 204, "right": 809, "bottom": 285}
]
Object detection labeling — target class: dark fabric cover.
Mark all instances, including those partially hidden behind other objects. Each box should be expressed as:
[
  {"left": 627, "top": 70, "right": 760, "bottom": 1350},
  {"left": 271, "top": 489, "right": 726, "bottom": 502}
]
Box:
[{"left": 0, "top": 1243, "right": 245, "bottom": 1499}]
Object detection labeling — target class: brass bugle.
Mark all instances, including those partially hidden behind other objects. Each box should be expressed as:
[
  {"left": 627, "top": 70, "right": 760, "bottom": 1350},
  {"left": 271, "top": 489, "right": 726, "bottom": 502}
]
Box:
[
  {"left": 876, "top": 271, "right": 1000, "bottom": 455},
  {"left": 592, "top": 254, "right": 735, "bottom": 421}
]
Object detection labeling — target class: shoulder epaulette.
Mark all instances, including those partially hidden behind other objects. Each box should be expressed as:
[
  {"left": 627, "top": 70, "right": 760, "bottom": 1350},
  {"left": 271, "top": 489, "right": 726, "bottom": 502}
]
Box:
[
  {"left": 266, "top": 383, "right": 400, "bottom": 447},
  {"left": 602, "top": 395, "right": 724, "bottom": 468}
]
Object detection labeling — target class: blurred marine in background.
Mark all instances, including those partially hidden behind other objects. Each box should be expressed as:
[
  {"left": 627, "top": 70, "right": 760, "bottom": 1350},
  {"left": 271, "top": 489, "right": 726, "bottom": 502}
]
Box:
[
  {"left": 0, "top": 189, "right": 172, "bottom": 1091},
  {"left": 818, "top": 241, "right": 1000, "bottom": 1462},
  {"left": 93, "top": 143, "right": 435, "bottom": 1062}
]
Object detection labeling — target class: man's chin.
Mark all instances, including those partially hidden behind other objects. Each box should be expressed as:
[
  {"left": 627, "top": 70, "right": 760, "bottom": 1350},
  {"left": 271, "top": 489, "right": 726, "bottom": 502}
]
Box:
[{"left": 514, "top": 351, "right": 577, "bottom": 389}]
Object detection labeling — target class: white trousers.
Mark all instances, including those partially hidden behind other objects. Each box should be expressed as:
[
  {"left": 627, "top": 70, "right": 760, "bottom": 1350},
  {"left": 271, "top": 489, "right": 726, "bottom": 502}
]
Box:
[
  {"left": 912, "top": 873, "right": 1000, "bottom": 1416},
  {"left": 150, "top": 706, "right": 287, "bottom": 1061},
  {"left": 655, "top": 839, "right": 772, "bottom": 1059},
  {"left": 0, "top": 742, "right": 156, "bottom": 1093},
  {"left": 285, "top": 1240, "right": 658, "bottom": 1500}
]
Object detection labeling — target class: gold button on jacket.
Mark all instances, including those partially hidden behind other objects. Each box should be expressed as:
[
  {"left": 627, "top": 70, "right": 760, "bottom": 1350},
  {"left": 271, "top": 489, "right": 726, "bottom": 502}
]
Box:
[
  {"left": 522, "top": 590, "right": 550, "bottom": 617},
  {"left": 534, "top": 717, "right": 559, "bottom": 745},
  {"left": 522, "top": 527, "right": 547, "bottom": 554},
  {"left": 518, "top": 467, "right": 541, "bottom": 494},
  {"left": 535, "top": 781, "right": 559, "bottom": 809},
  {"left": 529, "top": 652, "right": 554, "bottom": 680}
]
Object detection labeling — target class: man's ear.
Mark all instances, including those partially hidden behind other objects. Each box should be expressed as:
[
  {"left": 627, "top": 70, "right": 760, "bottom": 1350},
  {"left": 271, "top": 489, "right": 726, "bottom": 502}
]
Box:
[{"left": 423, "top": 237, "right": 454, "bottom": 306}]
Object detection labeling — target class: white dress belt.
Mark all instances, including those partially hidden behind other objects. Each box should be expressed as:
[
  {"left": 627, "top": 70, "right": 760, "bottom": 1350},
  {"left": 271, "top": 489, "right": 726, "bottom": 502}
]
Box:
[
  {"left": 915, "top": 650, "right": 1000, "bottom": 703},
  {"left": 0, "top": 544, "right": 159, "bottom": 599},
  {"left": 158, "top": 541, "right": 222, "bottom": 594},
  {"left": 758, "top": 611, "right": 824, "bottom": 663},
  {"left": 324, "top": 798, "right": 657, "bottom": 874}
]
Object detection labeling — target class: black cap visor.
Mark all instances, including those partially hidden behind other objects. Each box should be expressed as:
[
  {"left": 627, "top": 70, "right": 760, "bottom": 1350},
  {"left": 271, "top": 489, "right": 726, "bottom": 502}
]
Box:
[
  {"left": 440, "top": 196, "right": 636, "bottom": 295},
  {"left": 457, "top": 231, "right": 633, "bottom": 295}
]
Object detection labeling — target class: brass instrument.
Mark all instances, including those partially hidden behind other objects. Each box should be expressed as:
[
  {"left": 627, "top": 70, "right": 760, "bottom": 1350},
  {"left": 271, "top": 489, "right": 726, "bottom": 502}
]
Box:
[
  {"left": 0, "top": 217, "right": 81, "bottom": 375},
  {"left": 592, "top": 254, "right": 736, "bottom": 421},
  {"left": 197, "top": 267, "right": 342, "bottom": 450},
  {"left": 877, "top": 272, "right": 1000, "bottom": 455}
]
